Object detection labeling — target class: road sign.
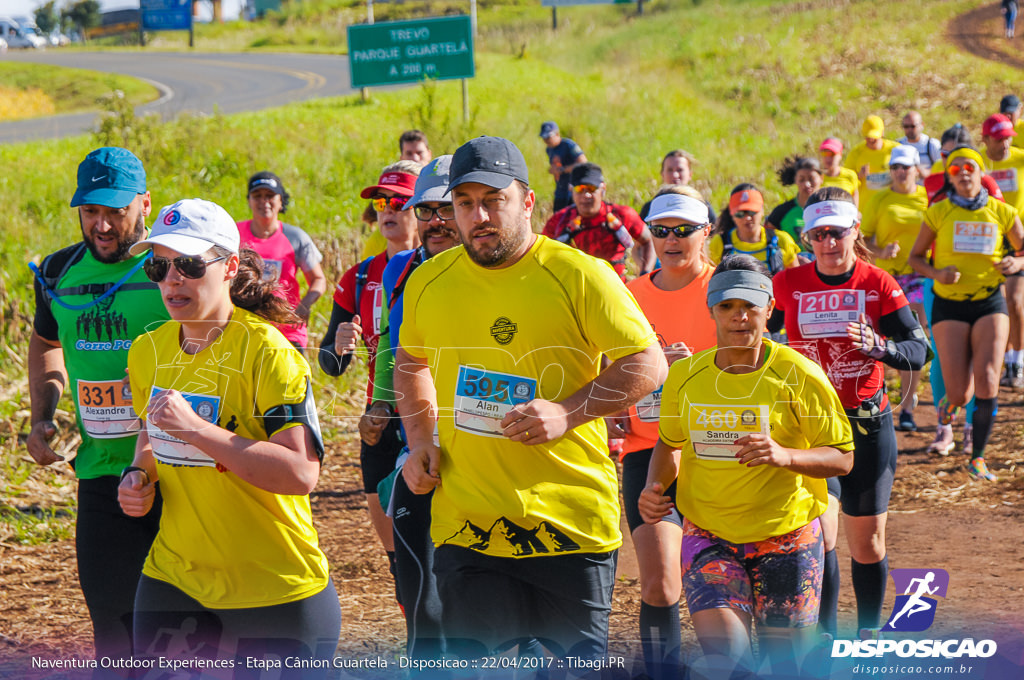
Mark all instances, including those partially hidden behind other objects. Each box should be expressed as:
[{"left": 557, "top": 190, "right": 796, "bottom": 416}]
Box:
[
  {"left": 141, "top": 0, "right": 192, "bottom": 31},
  {"left": 347, "top": 16, "right": 474, "bottom": 89}
]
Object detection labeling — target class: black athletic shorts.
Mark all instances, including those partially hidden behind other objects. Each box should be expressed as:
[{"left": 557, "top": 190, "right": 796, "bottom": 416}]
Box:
[
  {"left": 840, "top": 403, "right": 897, "bottom": 517},
  {"left": 360, "top": 414, "right": 403, "bottom": 493},
  {"left": 621, "top": 447, "right": 681, "bottom": 533},
  {"left": 931, "top": 289, "right": 1007, "bottom": 326}
]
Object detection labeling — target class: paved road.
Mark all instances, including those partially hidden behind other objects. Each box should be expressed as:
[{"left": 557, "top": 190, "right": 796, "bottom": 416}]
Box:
[{"left": 0, "top": 51, "right": 355, "bottom": 144}]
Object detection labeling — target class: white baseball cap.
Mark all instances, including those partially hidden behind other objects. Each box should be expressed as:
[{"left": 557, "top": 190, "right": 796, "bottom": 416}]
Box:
[
  {"left": 889, "top": 145, "right": 921, "bottom": 168},
  {"left": 130, "top": 198, "right": 241, "bottom": 257}
]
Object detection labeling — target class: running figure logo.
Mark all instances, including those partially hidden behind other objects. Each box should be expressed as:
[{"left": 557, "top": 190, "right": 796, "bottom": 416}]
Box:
[{"left": 882, "top": 568, "right": 949, "bottom": 632}]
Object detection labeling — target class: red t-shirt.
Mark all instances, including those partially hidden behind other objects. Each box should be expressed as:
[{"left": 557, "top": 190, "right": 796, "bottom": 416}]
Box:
[
  {"left": 541, "top": 203, "right": 646, "bottom": 278},
  {"left": 332, "top": 253, "right": 389, "bottom": 402},
  {"left": 772, "top": 259, "right": 908, "bottom": 409}
]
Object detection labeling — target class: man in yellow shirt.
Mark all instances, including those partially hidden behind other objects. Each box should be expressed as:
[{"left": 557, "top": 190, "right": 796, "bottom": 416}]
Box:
[
  {"left": 844, "top": 115, "right": 900, "bottom": 207},
  {"left": 1001, "top": 95, "right": 1024, "bottom": 149},
  {"left": 397, "top": 136, "right": 667, "bottom": 663}
]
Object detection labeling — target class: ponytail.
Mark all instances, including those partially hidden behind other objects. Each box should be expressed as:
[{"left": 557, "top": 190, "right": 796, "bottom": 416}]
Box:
[{"left": 213, "top": 246, "right": 301, "bottom": 325}]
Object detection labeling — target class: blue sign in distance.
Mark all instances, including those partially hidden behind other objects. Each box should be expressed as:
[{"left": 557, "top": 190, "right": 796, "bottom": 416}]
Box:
[{"left": 141, "top": 0, "right": 192, "bottom": 31}]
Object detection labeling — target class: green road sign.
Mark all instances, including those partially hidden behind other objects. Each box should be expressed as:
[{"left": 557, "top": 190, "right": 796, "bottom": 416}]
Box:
[{"left": 347, "top": 16, "right": 475, "bottom": 89}]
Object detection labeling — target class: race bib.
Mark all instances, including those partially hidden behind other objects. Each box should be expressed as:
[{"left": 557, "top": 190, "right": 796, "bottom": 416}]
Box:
[
  {"left": 797, "top": 289, "right": 865, "bottom": 338},
  {"left": 147, "top": 388, "right": 221, "bottom": 467},
  {"left": 952, "top": 221, "right": 998, "bottom": 255},
  {"left": 989, "top": 168, "right": 1018, "bottom": 195},
  {"left": 76, "top": 379, "right": 139, "bottom": 439},
  {"left": 688, "top": 404, "right": 770, "bottom": 461},
  {"left": 865, "top": 171, "right": 892, "bottom": 191},
  {"left": 453, "top": 366, "right": 536, "bottom": 438},
  {"left": 636, "top": 386, "right": 663, "bottom": 423}
]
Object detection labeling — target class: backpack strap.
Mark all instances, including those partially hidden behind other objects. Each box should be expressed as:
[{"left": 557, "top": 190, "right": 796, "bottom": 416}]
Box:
[
  {"left": 353, "top": 256, "right": 375, "bottom": 315},
  {"left": 388, "top": 247, "right": 426, "bottom": 311}
]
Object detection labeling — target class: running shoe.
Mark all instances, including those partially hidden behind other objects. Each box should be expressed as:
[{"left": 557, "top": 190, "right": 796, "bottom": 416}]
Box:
[
  {"left": 937, "top": 397, "right": 960, "bottom": 426},
  {"left": 897, "top": 410, "right": 917, "bottom": 432},
  {"left": 961, "top": 424, "right": 973, "bottom": 457},
  {"left": 1000, "top": 363, "right": 1012, "bottom": 388},
  {"left": 1012, "top": 363, "right": 1024, "bottom": 391},
  {"left": 968, "top": 458, "right": 997, "bottom": 482},
  {"left": 927, "top": 424, "right": 954, "bottom": 456}
]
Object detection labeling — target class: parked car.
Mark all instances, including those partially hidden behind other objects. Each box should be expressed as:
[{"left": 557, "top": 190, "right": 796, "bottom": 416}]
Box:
[{"left": 0, "top": 17, "right": 47, "bottom": 48}]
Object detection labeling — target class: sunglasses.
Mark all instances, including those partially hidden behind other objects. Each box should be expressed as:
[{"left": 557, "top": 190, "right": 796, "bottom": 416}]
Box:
[
  {"left": 372, "top": 196, "right": 410, "bottom": 212},
  {"left": 805, "top": 226, "right": 854, "bottom": 242},
  {"left": 733, "top": 210, "right": 759, "bottom": 219},
  {"left": 947, "top": 162, "right": 980, "bottom": 176},
  {"left": 143, "top": 255, "right": 226, "bottom": 282},
  {"left": 820, "top": 150, "right": 837, "bottom": 157},
  {"left": 413, "top": 204, "right": 455, "bottom": 222},
  {"left": 649, "top": 224, "right": 707, "bottom": 238},
  {"left": 572, "top": 184, "right": 599, "bottom": 194}
]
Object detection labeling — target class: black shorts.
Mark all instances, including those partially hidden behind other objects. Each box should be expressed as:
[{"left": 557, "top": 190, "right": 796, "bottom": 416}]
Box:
[
  {"left": 434, "top": 545, "right": 617, "bottom": 660},
  {"left": 839, "top": 404, "right": 897, "bottom": 517},
  {"left": 621, "top": 447, "right": 681, "bottom": 533},
  {"left": 931, "top": 289, "right": 1007, "bottom": 326},
  {"left": 360, "top": 415, "right": 404, "bottom": 494},
  {"left": 826, "top": 475, "right": 841, "bottom": 500}
]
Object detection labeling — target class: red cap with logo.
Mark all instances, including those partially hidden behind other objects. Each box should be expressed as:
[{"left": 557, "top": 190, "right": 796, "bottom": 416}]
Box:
[
  {"left": 982, "top": 114, "right": 1017, "bottom": 140},
  {"left": 360, "top": 171, "right": 419, "bottom": 198}
]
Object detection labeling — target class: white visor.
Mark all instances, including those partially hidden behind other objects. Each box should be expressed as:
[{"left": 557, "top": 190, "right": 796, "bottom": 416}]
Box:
[
  {"left": 646, "top": 193, "right": 710, "bottom": 225},
  {"left": 802, "top": 200, "right": 860, "bottom": 234}
]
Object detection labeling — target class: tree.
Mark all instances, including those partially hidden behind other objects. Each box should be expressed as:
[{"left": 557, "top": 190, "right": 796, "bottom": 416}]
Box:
[
  {"left": 34, "top": 1, "right": 60, "bottom": 35},
  {"left": 62, "top": 0, "right": 101, "bottom": 36}
]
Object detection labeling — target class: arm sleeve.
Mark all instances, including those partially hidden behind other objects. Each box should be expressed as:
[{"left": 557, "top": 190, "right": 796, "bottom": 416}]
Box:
[
  {"left": 317, "top": 301, "right": 355, "bottom": 376},
  {"left": 876, "top": 304, "right": 929, "bottom": 371}
]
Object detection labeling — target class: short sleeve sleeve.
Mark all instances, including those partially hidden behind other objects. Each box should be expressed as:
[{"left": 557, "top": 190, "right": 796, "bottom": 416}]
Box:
[
  {"left": 254, "top": 340, "right": 312, "bottom": 415},
  {"left": 860, "top": 191, "right": 885, "bottom": 239},
  {"left": 292, "top": 228, "right": 323, "bottom": 270},
  {"left": 618, "top": 206, "right": 646, "bottom": 239},
  {"left": 776, "top": 231, "right": 801, "bottom": 268},
  {"left": 708, "top": 234, "right": 724, "bottom": 264},
  {"left": 332, "top": 263, "right": 358, "bottom": 312},
  {"left": 657, "top": 361, "right": 689, "bottom": 448},
  {"left": 577, "top": 257, "right": 658, "bottom": 362}
]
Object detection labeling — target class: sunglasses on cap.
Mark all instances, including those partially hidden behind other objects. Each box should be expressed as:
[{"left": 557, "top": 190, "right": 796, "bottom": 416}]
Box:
[
  {"left": 805, "top": 226, "right": 854, "bottom": 242},
  {"left": 649, "top": 224, "right": 708, "bottom": 238},
  {"left": 572, "top": 184, "right": 599, "bottom": 194},
  {"left": 947, "top": 161, "right": 980, "bottom": 176},
  {"left": 413, "top": 204, "right": 455, "bottom": 221},
  {"left": 143, "top": 255, "right": 226, "bottom": 282},
  {"left": 372, "top": 196, "right": 410, "bottom": 212}
]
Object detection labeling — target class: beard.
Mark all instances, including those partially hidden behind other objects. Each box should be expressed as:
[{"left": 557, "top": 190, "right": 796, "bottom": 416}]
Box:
[
  {"left": 461, "top": 220, "right": 531, "bottom": 268},
  {"left": 422, "top": 223, "right": 460, "bottom": 258},
  {"left": 81, "top": 212, "right": 147, "bottom": 264}
]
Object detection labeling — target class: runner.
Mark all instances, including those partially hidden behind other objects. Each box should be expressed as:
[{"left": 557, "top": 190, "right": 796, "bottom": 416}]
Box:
[
  {"left": 844, "top": 115, "right": 900, "bottom": 207},
  {"left": 710, "top": 184, "right": 801, "bottom": 274},
  {"left": 318, "top": 161, "right": 421, "bottom": 589},
  {"left": 28, "top": 147, "right": 166, "bottom": 677},
  {"left": 638, "top": 149, "right": 717, "bottom": 223},
  {"left": 980, "top": 114, "right": 1024, "bottom": 388},
  {"left": 909, "top": 146, "right": 1024, "bottom": 481},
  {"left": 610, "top": 190, "right": 718, "bottom": 680},
  {"left": 365, "top": 155, "right": 459, "bottom": 661},
  {"left": 765, "top": 156, "right": 824, "bottom": 251},
  {"left": 896, "top": 111, "right": 943, "bottom": 178},
  {"left": 237, "top": 171, "right": 326, "bottom": 350},
  {"left": 860, "top": 145, "right": 930, "bottom": 432},
  {"left": 640, "top": 254, "right": 853, "bottom": 679},
  {"left": 539, "top": 121, "right": 587, "bottom": 213},
  {"left": 541, "top": 162, "right": 656, "bottom": 279},
  {"left": 400, "top": 129, "right": 432, "bottom": 164},
  {"left": 820, "top": 138, "right": 861, "bottom": 205},
  {"left": 771, "top": 187, "right": 929, "bottom": 639},
  {"left": 397, "top": 136, "right": 666, "bottom": 663},
  {"left": 118, "top": 198, "right": 339, "bottom": 676}
]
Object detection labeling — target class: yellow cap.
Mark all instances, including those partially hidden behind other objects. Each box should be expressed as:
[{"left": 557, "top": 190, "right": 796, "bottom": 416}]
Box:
[{"left": 862, "top": 115, "right": 884, "bottom": 140}]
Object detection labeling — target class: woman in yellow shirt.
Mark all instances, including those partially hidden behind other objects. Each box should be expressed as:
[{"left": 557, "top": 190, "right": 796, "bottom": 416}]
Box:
[
  {"left": 909, "top": 146, "right": 1024, "bottom": 481},
  {"left": 819, "top": 137, "right": 861, "bottom": 206},
  {"left": 640, "top": 255, "right": 853, "bottom": 679},
  {"left": 709, "top": 184, "right": 801, "bottom": 274}
]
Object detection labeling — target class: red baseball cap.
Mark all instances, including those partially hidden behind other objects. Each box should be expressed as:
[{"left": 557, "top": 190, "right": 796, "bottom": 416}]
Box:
[
  {"left": 819, "top": 137, "right": 844, "bottom": 155},
  {"left": 982, "top": 114, "right": 1017, "bottom": 140},
  {"left": 360, "top": 170, "right": 418, "bottom": 198}
]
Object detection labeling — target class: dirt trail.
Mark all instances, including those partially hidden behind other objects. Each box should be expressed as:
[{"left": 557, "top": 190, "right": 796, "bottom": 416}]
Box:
[{"left": 948, "top": 2, "right": 1024, "bottom": 69}]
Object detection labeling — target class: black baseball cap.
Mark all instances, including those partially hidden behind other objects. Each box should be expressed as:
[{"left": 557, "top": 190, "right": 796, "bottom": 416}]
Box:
[
  {"left": 446, "top": 136, "right": 530, "bottom": 194},
  {"left": 248, "top": 171, "right": 286, "bottom": 197},
  {"left": 1001, "top": 94, "right": 1021, "bottom": 114},
  {"left": 570, "top": 163, "right": 604, "bottom": 187}
]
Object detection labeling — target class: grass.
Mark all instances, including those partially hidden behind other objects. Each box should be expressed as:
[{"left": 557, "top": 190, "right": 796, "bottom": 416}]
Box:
[
  {"left": 0, "top": 62, "right": 159, "bottom": 121},
  {"left": 0, "top": 0, "right": 1019, "bottom": 536}
]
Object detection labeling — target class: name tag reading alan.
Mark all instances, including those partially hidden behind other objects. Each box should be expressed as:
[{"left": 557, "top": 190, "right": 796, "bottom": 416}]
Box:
[
  {"left": 454, "top": 366, "right": 536, "bottom": 438},
  {"left": 797, "top": 289, "right": 864, "bottom": 339},
  {"left": 688, "top": 404, "right": 769, "bottom": 461},
  {"left": 147, "top": 387, "right": 221, "bottom": 467}
]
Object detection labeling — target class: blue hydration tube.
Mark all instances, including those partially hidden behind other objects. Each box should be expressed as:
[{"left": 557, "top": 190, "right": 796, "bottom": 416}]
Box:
[{"left": 28, "top": 251, "right": 152, "bottom": 312}]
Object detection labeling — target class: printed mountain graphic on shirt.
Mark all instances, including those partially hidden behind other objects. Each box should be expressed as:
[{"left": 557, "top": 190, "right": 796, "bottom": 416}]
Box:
[{"left": 444, "top": 518, "right": 581, "bottom": 555}]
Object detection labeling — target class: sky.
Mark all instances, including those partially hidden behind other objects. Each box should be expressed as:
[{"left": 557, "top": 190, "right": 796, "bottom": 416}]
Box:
[{"left": 2, "top": 0, "right": 244, "bottom": 23}]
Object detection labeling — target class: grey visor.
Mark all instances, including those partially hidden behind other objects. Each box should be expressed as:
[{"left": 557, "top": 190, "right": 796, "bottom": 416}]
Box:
[{"left": 706, "top": 270, "right": 774, "bottom": 308}]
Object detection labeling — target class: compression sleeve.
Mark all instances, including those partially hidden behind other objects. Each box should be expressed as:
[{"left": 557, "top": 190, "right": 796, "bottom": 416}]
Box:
[
  {"left": 873, "top": 305, "right": 929, "bottom": 371},
  {"left": 317, "top": 301, "right": 355, "bottom": 376}
]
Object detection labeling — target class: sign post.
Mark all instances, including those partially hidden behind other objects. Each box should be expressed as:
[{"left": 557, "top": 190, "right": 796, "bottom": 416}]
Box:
[
  {"left": 140, "top": 0, "right": 193, "bottom": 46},
  {"left": 347, "top": 15, "right": 475, "bottom": 120}
]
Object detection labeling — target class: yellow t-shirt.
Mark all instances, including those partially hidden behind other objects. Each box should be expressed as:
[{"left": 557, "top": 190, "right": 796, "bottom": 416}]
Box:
[
  {"left": 658, "top": 341, "right": 853, "bottom": 544},
  {"left": 844, "top": 140, "right": 900, "bottom": 206},
  {"left": 860, "top": 185, "right": 928, "bottom": 276},
  {"left": 128, "top": 307, "right": 329, "bottom": 608},
  {"left": 924, "top": 198, "right": 1019, "bottom": 300},
  {"left": 708, "top": 227, "right": 801, "bottom": 272},
  {"left": 400, "top": 236, "right": 658, "bottom": 558},
  {"left": 986, "top": 147, "right": 1024, "bottom": 215},
  {"left": 822, "top": 167, "right": 860, "bottom": 198},
  {"left": 1013, "top": 120, "right": 1024, "bottom": 149},
  {"left": 361, "top": 228, "right": 387, "bottom": 260}
]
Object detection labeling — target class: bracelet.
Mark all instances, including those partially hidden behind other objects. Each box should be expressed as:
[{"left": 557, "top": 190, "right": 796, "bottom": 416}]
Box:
[{"left": 120, "top": 466, "right": 150, "bottom": 485}]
